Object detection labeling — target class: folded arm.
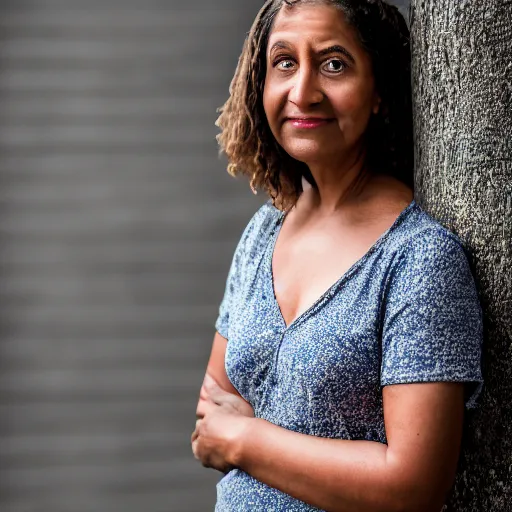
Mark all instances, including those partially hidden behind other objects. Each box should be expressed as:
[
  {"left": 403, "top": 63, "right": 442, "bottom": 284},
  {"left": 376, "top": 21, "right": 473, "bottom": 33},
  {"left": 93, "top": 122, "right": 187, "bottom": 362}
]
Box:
[
  {"left": 232, "top": 381, "right": 463, "bottom": 512},
  {"left": 199, "top": 331, "right": 241, "bottom": 396},
  {"left": 193, "top": 332, "right": 464, "bottom": 512}
]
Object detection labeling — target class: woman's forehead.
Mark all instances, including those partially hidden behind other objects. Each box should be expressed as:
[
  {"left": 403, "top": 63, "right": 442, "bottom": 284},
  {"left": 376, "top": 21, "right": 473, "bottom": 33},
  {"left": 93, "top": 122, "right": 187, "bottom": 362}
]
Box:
[{"left": 267, "top": 3, "right": 361, "bottom": 55}]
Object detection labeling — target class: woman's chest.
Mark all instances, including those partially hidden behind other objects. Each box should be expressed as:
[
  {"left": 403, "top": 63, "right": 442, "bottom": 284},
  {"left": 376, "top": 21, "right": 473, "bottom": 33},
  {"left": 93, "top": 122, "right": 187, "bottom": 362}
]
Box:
[
  {"left": 224, "top": 264, "right": 387, "bottom": 432},
  {"left": 271, "top": 214, "right": 395, "bottom": 331},
  {"left": 272, "top": 236, "right": 366, "bottom": 329}
]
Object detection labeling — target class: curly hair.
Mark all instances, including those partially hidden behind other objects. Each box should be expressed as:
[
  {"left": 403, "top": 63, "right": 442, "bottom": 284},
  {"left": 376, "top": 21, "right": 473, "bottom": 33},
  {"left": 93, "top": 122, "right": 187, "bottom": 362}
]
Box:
[{"left": 216, "top": 0, "right": 413, "bottom": 211}]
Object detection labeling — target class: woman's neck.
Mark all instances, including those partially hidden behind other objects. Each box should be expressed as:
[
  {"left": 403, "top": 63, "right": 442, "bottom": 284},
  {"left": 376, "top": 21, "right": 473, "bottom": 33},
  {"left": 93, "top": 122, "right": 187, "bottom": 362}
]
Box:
[{"left": 303, "top": 149, "right": 371, "bottom": 216}]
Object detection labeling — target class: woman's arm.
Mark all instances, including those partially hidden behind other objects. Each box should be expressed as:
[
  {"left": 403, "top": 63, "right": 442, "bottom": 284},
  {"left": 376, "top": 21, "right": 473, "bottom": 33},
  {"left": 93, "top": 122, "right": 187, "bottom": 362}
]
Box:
[
  {"left": 200, "top": 331, "right": 240, "bottom": 396},
  {"left": 214, "top": 381, "right": 464, "bottom": 512},
  {"left": 196, "top": 331, "right": 253, "bottom": 421},
  {"left": 192, "top": 332, "right": 254, "bottom": 474}
]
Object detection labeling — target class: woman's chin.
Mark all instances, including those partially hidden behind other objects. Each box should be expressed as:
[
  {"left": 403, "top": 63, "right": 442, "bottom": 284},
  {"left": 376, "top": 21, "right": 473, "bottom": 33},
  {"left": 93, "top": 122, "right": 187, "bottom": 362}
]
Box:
[{"left": 283, "top": 143, "right": 337, "bottom": 166}]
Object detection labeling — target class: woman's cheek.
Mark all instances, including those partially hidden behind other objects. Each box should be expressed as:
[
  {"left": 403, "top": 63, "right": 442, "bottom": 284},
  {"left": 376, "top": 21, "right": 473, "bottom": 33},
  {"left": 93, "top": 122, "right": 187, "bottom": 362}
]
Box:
[
  {"left": 264, "top": 80, "right": 289, "bottom": 125},
  {"left": 335, "top": 97, "right": 374, "bottom": 139},
  {"left": 262, "top": 80, "right": 278, "bottom": 123}
]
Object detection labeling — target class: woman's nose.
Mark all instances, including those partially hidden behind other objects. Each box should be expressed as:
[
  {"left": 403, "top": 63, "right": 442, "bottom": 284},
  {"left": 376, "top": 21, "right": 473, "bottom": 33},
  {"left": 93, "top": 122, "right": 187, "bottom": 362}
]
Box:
[{"left": 288, "top": 67, "right": 324, "bottom": 107}]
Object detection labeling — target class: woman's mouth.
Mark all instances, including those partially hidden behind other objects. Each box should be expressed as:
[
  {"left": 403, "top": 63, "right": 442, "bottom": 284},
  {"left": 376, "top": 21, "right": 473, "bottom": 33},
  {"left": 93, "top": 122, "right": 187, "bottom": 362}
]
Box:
[{"left": 286, "top": 117, "right": 334, "bottom": 129}]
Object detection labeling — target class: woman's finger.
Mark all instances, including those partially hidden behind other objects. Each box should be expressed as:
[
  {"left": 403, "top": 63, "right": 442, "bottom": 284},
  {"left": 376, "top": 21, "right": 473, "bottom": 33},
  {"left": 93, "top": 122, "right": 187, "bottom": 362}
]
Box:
[
  {"left": 199, "top": 384, "right": 210, "bottom": 401},
  {"left": 203, "top": 373, "right": 227, "bottom": 399},
  {"left": 191, "top": 438, "right": 200, "bottom": 460},
  {"left": 191, "top": 417, "right": 202, "bottom": 443},
  {"left": 196, "top": 397, "right": 217, "bottom": 418}
]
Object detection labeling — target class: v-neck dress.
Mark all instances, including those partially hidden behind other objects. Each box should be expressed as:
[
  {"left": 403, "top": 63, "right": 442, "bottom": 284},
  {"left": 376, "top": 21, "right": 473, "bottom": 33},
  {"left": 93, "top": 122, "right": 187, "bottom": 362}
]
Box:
[{"left": 213, "top": 199, "right": 483, "bottom": 512}]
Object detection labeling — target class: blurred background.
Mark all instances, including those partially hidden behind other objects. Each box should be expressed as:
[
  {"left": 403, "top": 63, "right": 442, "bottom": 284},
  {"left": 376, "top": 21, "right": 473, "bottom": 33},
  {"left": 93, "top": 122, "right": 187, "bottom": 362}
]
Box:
[{"left": 0, "top": 1, "right": 409, "bottom": 511}]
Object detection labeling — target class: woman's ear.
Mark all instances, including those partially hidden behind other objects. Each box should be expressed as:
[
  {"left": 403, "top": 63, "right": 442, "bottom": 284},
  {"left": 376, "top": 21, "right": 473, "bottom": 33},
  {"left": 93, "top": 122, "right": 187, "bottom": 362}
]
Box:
[{"left": 372, "top": 95, "right": 382, "bottom": 115}]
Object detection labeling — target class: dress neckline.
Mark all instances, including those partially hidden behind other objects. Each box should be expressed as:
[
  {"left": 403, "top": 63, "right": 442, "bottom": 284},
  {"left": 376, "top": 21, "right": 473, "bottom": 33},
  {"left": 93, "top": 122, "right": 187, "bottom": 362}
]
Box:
[{"left": 267, "top": 199, "right": 417, "bottom": 331}]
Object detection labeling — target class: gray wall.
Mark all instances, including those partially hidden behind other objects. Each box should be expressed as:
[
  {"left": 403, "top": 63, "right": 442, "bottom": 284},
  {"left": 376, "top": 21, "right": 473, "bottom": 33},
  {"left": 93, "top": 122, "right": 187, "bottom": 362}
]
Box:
[
  {"left": 0, "top": 2, "right": 262, "bottom": 511},
  {"left": 0, "top": 1, "right": 410, "bottom": 511}
]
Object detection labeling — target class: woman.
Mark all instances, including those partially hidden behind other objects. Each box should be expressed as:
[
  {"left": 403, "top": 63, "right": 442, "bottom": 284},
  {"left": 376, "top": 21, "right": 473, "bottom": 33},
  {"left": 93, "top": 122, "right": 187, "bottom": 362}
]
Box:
[{"left": 192, "top": 1, "right": 484, "bottom": 511}]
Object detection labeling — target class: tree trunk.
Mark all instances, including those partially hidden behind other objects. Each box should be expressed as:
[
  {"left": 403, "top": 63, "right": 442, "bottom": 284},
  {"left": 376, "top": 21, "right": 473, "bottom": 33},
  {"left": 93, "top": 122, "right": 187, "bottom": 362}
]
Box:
[{"left": 410, "top": 1, "right": 512, "bottom": 510}]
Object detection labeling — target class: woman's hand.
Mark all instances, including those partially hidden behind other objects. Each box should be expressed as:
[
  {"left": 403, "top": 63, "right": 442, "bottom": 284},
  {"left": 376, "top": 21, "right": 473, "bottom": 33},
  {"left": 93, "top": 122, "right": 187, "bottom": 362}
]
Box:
[{"left": 191, "top": 373, "right": 255, "bottom": 473}]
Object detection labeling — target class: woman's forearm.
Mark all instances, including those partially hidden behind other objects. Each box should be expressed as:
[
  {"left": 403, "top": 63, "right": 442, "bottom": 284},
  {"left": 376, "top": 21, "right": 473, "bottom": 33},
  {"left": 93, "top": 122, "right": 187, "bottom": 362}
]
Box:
[{"left": 231, "top": 418, "right": 422, "bottom": 512}]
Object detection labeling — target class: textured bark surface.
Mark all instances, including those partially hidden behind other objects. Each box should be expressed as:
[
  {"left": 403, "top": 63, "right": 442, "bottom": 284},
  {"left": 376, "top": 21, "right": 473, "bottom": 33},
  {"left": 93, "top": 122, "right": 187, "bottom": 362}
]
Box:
[{"left": 410, "top": 1, "right": 512, "bottom": 510}]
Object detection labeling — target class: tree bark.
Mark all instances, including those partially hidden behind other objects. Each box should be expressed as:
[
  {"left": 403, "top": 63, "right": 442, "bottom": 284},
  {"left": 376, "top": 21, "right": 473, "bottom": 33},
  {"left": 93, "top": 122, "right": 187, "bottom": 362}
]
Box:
[{"left": 410, "top": 1, "right": 512, "bottom": 510}]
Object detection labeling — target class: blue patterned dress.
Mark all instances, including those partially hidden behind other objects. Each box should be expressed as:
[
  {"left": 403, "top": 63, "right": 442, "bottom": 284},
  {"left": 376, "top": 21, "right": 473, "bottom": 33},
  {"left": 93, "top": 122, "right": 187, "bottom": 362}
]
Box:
[{"left": 214, "top": 199, "right": 483, "bottom": 511}]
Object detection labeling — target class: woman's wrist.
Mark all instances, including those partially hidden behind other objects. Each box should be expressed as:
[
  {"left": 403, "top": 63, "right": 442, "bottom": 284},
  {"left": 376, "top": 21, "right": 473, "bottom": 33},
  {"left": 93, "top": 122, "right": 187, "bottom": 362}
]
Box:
[{"left": 226, "top": 415, "right": 255, "bottom": 468}]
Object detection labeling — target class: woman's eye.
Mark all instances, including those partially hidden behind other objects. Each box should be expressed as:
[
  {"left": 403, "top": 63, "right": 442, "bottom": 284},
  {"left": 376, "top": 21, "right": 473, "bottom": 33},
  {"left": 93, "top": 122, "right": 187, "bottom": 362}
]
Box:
[
  {"left": 323, "top": 58, "right": 346, "bottom": 73},
  {"left": 275, "top": 59, "right": 295, "bottom": 71}
]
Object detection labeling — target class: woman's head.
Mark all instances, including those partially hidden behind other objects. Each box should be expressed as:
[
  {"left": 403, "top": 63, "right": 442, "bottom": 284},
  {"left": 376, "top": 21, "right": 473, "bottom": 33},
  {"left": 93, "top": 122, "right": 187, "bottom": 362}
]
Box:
[{"left": 216, "top": 0, "right": 412, "bottom": 210}]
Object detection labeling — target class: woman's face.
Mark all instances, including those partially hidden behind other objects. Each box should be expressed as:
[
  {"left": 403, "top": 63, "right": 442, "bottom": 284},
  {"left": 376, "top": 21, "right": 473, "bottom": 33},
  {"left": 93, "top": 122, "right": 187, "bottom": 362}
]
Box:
[{"left": 263, "top": 2, "right": 380, "bottom": 168}]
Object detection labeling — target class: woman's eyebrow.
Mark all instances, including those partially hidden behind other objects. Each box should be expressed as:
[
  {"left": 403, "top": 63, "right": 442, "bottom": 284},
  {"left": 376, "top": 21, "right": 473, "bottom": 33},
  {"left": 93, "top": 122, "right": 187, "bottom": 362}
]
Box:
[
  {"left": 268, "top": 40, "right": 293, "bottom": 54},
  {"left": 318, "top": 45, "right": 355, "bottom": 64}
]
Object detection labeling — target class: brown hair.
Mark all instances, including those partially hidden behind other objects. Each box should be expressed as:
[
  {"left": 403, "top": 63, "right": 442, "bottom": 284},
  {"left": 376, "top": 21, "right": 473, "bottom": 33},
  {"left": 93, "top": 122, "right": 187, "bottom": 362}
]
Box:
[{"left": 216, "top": 0, "right": 413, "bottom": 211}]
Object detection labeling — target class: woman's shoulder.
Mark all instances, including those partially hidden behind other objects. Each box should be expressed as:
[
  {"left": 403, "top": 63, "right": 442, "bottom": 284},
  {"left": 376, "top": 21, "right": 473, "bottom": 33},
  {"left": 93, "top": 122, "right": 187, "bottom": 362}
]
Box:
[
  {"left": 392, "top": 201, "right": 469, "bottom": 255},
  {"left": 386, "top": 202, "right": 476, "bottom": 284},
  {"left": 242, "top": 198, "right": 281, "bottom": 240},
  {"left": 233, "top": 198, "right": 282, "bottom": 262},
  {"left": 245, "top": 199, "right": 282, "bottom": 237},
  {"left": 363, "top": 177, "right": 468, "bottom": 259}
]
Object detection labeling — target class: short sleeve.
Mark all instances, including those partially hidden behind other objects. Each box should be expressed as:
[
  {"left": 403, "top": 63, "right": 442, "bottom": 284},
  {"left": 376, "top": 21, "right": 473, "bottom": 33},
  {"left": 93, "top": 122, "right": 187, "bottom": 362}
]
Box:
[
  {"left": 381, "top": 229, "right": 484, "bottom": 410},
  {"left": 214, "top": 228, "right": 246, "bottom": 339},
  {"left": 214, "top": 202, "right": 274, "bottom": 339}
]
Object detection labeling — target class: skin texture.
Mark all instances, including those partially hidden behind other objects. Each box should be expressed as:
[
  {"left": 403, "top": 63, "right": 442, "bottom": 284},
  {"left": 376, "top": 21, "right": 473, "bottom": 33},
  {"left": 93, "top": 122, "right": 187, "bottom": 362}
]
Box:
[
  {"left": 192, "top": 4, "right": 466, "bottom": 511},
  {"left": 193, "top": 367, "right": 464, "bottom": 511},
  {"left": 263, "top": 3, "right": 380, "bottom": 184},
  {"left": 192, "top": 332, "right": 254, "bottom": 475}
]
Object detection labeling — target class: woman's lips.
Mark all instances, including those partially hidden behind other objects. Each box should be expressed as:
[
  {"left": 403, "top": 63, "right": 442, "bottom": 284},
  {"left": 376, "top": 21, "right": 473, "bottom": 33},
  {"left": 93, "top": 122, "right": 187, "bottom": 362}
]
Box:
[{"left": 286, "top": 117, "right": 334, "bottom": 129}]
